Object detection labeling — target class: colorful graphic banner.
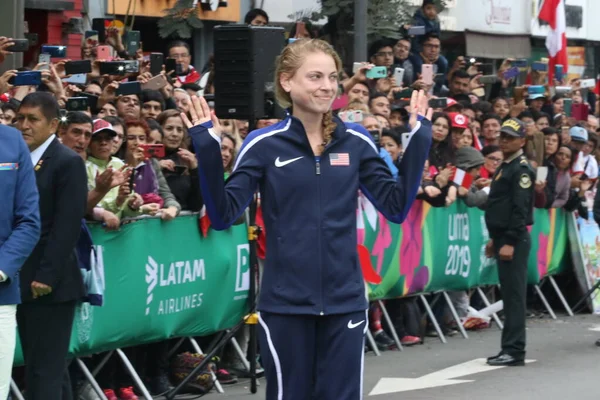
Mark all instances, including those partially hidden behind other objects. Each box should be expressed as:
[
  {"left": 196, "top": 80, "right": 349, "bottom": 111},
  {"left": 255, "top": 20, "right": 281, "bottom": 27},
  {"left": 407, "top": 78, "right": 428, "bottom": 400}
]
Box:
[
  {"left": 14, "top": 215, "right": 250, "bottom": 365},
  {"left": 358, "top": 198, "right": 569, "bottom": 300},
  {"left": 575, "top": 211, "right": 600, "bottom": 314}
]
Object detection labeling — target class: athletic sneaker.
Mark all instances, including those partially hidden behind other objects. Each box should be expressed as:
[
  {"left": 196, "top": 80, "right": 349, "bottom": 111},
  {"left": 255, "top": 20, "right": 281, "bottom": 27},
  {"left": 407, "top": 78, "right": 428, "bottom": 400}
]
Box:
[
  {"left": 400, "top": 335, "right": 421, "bottom": 346},
  {"left": 102, "top": 389, "right": 117, "bottom": 400},
  {"left": 217, "top": 369, "right": 238, "bottom": 384},
  {"left": 117, "top": 387, "right": 138, "bottom": 400},
  {"left": 373, "top": 330, "right": 395, "bottom": 350}
]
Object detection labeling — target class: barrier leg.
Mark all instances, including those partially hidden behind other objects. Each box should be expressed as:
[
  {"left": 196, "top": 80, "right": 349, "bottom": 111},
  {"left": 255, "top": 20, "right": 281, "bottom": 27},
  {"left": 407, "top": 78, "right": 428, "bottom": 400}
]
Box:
[
  {"left": 548, "top": 276, "right": 574, "bottom": 317},
  {"left": 75, "top": 358, "right": 109, "bottom": 400},
  {"left": 229, "top": 335, "right": 251, "bottom": 372},
  {"left": 166, "top": 337, "right": 186, "bottom": 359},
  {"left": 115, "top": 348, "right": 153, "bottom": 400},
  {"left": 419, "top": 294, "right": 447, "bottom": 344},
  {"left": 476, "top": 287, "right": 504, "bottom": 330},
  {"left": 377, "top": 300, "right": 403, "bottom": 351},
  {"left": 92, "top": 350, "right": 114, "bottom": 377},
  {"left": 188, "top": 337, "right": 225, "bottom": 394},
  {"left": 534, "top": 284, "right": 557, "bottom": 319},
  {"left": 10, "top": 378, "right": 24, "bottom": 400},
  {"left": 365, "top": 330, "right": 381, "bottom": 356},
  {"left": 442, "top": 292, "right": 468, "bottom": 339}
]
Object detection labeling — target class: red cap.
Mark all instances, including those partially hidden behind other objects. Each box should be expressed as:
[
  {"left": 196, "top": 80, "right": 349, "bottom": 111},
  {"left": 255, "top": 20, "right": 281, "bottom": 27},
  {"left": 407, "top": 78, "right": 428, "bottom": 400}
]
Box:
[
  {"left": 445, "top": 98, "right": 458, "bottom": 109},
  {"left": 92, "top": 119, "right": 117, "bottom": 137},
  {"left": 448, "top": 112, "right": 468, "bottom": 129}
]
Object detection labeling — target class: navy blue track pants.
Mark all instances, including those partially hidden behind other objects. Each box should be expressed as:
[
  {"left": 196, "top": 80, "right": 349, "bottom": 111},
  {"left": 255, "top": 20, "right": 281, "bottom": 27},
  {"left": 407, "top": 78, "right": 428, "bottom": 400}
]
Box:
[{"left": 258, "top": 310, "right": 368, "bottom": 400}]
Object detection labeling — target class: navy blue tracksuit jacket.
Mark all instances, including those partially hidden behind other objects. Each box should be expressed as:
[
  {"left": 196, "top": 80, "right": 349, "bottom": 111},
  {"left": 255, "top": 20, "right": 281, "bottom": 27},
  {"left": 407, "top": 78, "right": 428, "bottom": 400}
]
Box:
[{"left": 190, "top": 115, "right": 432, "bottom": 316}]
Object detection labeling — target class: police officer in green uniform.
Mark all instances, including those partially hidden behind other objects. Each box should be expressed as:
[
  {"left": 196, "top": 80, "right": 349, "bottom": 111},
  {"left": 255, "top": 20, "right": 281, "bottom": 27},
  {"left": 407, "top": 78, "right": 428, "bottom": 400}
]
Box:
[{"left": 484, "top": 118, "right": 535, "bottom": 367}]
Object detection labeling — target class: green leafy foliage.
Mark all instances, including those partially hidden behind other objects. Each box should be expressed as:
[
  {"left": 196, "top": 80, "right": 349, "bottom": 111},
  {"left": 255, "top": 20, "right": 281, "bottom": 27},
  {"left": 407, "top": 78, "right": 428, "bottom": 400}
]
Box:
[{"left": 158, "top": 0, "right": 204, "bottom": 39}]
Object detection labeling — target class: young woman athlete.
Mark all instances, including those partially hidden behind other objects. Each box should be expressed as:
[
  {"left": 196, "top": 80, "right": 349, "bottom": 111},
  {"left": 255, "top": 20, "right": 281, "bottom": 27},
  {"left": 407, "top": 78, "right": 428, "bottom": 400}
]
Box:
[{"left": 184, "top": 39, "right": 432, "bottom": 400}]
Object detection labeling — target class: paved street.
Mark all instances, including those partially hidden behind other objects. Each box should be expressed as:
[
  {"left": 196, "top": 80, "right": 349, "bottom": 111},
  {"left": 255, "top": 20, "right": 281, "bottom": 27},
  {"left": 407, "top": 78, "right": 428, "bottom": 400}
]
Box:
[{"left": 185, "top": 314, "right": 600, "bottom": 400}]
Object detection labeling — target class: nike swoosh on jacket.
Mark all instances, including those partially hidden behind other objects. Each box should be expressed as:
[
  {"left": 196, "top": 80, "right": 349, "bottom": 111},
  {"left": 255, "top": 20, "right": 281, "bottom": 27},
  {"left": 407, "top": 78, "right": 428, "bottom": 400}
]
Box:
[{"left": 190, "top": 115, "right": 432, "bottom": 315}]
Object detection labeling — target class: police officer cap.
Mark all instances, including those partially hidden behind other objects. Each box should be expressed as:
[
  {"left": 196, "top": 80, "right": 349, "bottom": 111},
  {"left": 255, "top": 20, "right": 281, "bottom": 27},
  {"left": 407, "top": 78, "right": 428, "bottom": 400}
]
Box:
[{"left": 499, "top": 118, "right": 525, "bottom": 138}]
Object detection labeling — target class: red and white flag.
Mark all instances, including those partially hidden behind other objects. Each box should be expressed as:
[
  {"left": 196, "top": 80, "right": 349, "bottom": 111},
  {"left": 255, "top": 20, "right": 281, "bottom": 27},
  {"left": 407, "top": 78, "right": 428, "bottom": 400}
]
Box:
[
  {"left": 473, "top": 135, "right": 483, "bottom": 151},
  {"left": 198, "top": 205, "right": 211, "bottom": 238},
  {"left": 539, "top": 0, "right": 568, "bottom": 83},
  {"left": 451, "top": 168, "right": 474, "bottom": 189}
]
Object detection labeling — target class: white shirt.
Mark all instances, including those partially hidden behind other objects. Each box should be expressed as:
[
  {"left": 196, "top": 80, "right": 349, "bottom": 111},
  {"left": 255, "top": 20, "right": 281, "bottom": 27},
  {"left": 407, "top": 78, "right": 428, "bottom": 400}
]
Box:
[
  {"left": 30, "top": 134, "right": 56, "bottom": 166},
  {"left": 573, "top": 151, "right": 599, "bottom": 179}
]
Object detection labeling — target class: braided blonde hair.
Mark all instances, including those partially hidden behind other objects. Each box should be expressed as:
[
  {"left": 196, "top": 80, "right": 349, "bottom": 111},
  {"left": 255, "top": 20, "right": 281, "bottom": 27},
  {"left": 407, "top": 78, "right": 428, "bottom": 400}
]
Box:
[{"left": 275, "top": 39, "right": 342, "bottom": 154}]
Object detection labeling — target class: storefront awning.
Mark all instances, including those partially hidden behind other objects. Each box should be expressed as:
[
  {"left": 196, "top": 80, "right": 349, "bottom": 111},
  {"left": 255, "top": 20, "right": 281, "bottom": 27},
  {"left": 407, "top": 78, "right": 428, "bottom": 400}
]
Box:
[{"left": 466, "top": 31, "right": 531, "bottom": 59}]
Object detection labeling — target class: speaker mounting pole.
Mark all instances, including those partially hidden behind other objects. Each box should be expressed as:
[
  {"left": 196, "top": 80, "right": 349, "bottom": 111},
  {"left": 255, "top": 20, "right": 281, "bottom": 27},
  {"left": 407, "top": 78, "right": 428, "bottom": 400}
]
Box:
[{"left": 354, "top": 0, "right": 368, "bottom": 62}]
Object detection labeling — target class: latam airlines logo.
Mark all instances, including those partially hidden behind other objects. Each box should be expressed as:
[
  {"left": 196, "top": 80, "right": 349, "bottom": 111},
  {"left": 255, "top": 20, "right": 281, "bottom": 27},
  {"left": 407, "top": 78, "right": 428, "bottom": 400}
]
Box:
[{"left": 145, "top": 256, "right": 206, "bottom": 316}]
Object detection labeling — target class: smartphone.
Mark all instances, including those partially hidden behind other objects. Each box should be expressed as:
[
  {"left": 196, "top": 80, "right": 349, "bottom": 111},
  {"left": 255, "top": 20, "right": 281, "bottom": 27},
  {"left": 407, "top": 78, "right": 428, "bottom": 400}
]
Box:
[
  {"left": 428, "top": 98, "right": 447, "bottom": 109},
  {"left": 512, "top": 59, "right": 528, "bottom": 68},
  {"left": 572, "top": 103, "right": 589, "bottom": 121},
  {"left": 408, "top": 26, "right": 425, "bottom": 36},
  {"left": 555, "top": 64, "right": 564, "bottom": 81},
  {"left": 394, "top": 88, "right": 413, "bottom": 99},
  {"left": 124, "top": 30, "right": 141, "bottom": 56},
  {"left": 142, "top": 75, "right": 167, "bottom": 91},
  {"left": 99, "top": 61, "right": 127, "bottom": 75},
  {"left": 92, "top": 18, "right": 109, "bottom": 43},
  {"left": 580, "top": 79, "right": 596, "bottom": 89},
  {"left": 7, "top": 39, "right": 29, "bottom": 52},
  {"left": 366, "top": 66, "right": 387, "bottom": 79},
  {"left": 338, "top": 110, "right": 363, "bottom": 123},
  {"left": 429, "top": 165, "right": 439, "bottom": 177},
  {"left": 79, "top": 92, "right": 99, "bottom": 112},
  {"left": 393, "top": 67, "right": 405, "bottom": 85},
  {"left": 96, "top": 45, "right": 112, "bottom": 60},
  {"left": 66, "top": 97, "right": 89, "bottom": 112},
  {"left": 8, "top": 71, "right": 41, "bottom": 86},
  {"left": 65, "top": 60, "right": 92, "bottom": 75},
  {"left": 140, "top": 144, "right": 165, "bottom": 159},
  {"left": 563, "top": 98, "right": 572, "bottom": 117},
  {"left": 531, "top": 62, "right": 548, "bottom": 71},
  {"left": 536, "top": 166, "right": 549, "bottom": 183},
  {"left": 63, "top": 74, "right": 87, "bottom": 84},
  {"left": 401, "top": 132, "right": 412, "bottom": 150},
  {"left": 580, "top": 173, "right": 589, "bottom": 181},
  {"left": 41, "top": 45, "right": 67, "bottom": 58},
  {"left": 116, "top": 81, "right": 142, "bottom": 96},
  {"left": 352, "top": 62, "right": 365, "bottom": 74},
  {"left": 122, "top": 60, "right": 140, "bottom": 73},
  {"left": 38, "top": 53, "right": 51, "bottom": 71},
  {"left": 287, "top": 38, "right": 298, "bottom": 44},
  {"left": 421, "top": 64, "right": 433, "bottom": 85},
  {"left": 503, "top": 67, "right": 520, "bottom": 80},
  {"left": 173, "top": 165, "right": 187, "bottom": 175},
  {"left": 165, "top": 58, "right": 177, "bottom": 75},
  {"left": 555, "top": 86, "right": 572, "bottom": 94},
  {"left": 368, "top": 130, "right": 380, "bottom": 149},
  {"left": 150, "top": 53, "right": 164, "bottom": 76},
  {"left": 24, "top": 32, "right": 38, "bottom": 46},
  {"left": 479, "top": 75, "right": 499, "bottom": 84},
  {"left": 175, "top": 63, "right": 184, "bottom": 76}
]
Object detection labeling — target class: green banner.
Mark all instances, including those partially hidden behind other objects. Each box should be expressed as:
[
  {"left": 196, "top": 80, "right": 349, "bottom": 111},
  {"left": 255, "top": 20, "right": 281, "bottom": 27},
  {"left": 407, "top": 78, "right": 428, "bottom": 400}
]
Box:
[
  {"left": 359, "top": 199, "right": 569, "bottom": 300},
  {"left": 15, "top": 215, "right": 250, "bottom": 365}
]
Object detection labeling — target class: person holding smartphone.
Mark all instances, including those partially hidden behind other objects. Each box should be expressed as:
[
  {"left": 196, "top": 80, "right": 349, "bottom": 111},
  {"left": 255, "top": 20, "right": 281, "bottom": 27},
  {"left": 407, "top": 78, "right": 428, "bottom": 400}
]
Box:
[{"left": 185, "top": 39, "right": 432, "bottom": 400}]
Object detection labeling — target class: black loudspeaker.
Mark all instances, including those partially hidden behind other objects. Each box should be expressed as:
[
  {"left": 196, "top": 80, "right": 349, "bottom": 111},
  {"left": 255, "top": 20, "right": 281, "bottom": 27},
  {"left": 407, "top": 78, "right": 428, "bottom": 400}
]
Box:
[{"left": 213, "top": 24, "right": 286, "bottom": 120}]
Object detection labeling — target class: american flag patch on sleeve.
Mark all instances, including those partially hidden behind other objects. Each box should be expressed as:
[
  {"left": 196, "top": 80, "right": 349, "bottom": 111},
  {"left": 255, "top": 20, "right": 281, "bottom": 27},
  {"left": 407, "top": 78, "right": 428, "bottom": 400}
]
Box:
[{"left": 329, "top": 153, "right": 350, "bottom": 166}]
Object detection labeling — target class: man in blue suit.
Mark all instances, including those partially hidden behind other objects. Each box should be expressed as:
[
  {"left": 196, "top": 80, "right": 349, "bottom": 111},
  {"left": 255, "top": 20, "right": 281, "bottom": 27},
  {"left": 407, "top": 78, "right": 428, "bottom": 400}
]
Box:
[{"left": 0, "top": 124, "right": 41, "bottom": 399}]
